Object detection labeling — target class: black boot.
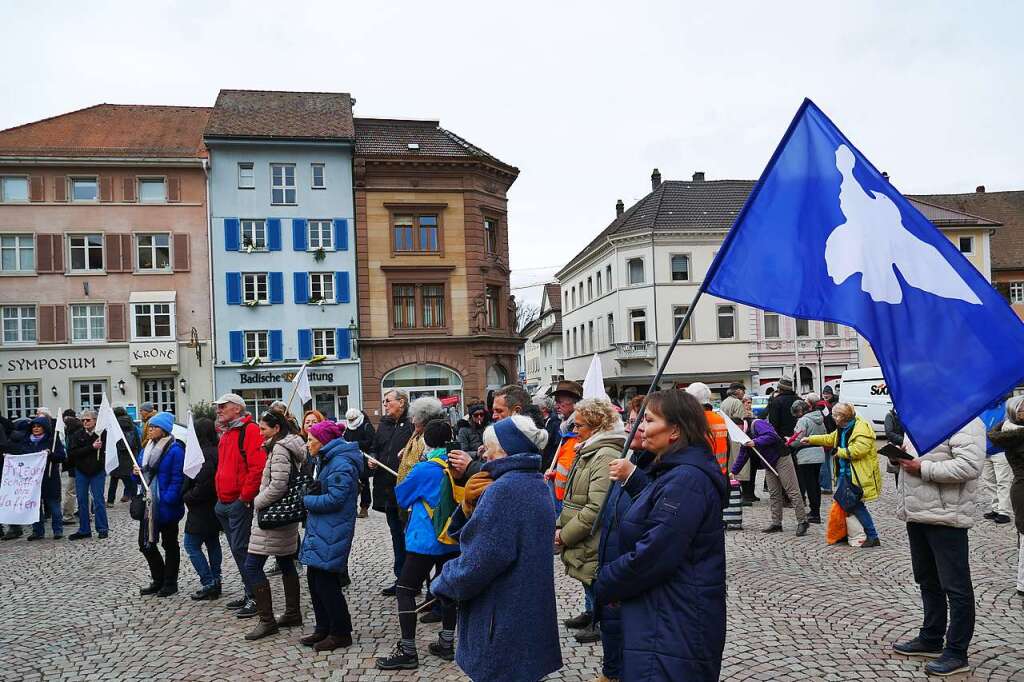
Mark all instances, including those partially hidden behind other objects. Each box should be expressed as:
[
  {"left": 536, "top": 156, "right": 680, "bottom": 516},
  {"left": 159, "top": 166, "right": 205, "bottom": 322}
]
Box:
[
  {"left": 244, "top": 583, "right": 279, "bottom": 640},
  {"left": 140, "top": 581, "right": 162, "bottom": 596},
  {"left": 428, "top": 638, "right": 455, "bottom": 661},
  {"left": 376, "top": 641, "right": 419, "bottom": 670},
  {"left": 157, "top": 571, "right": 178, "bottom": 597},
  {"left": 563, "top": 611, "right": 593, "bottom": 629},
  {"left": 275, "top": 573, "right": 302, "bottom": 627}
]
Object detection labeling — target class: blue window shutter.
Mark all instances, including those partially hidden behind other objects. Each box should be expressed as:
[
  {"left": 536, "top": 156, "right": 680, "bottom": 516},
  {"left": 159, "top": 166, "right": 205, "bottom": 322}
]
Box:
[
  {"left": 228, "top": 330, "right": 244, "bottom": 363},
  {"left": 267, "top": 218, "right": 282, "bottom": 251},
  {"left": 333, "top": 218, "right": 348, "bottom": 251},
  {"left": 224, "top": 218, "right": 240, "bottom": 251},
  {"left": 335, "top": 271, "right": 350, "bottom": 304},
  {"left": 269, "top": 330, "right": 283, "bottom": 361},
  {"left": 292, "top": 219, "right": 308, "bottom": 251},
  {"left": 293, "top": 272, "right": 309, "bottom": 304},
  {"left": 298, "top": 329, "right": 313, "bottom": 360},
  {"left": 269, "top": 272, "right": 284, "bottom": 304},
  {"left": 226, "top": 272, "right": 242, "bottom": 305},
  {"left": 336, "top": 328, "right": 351, "bottom": 360}
]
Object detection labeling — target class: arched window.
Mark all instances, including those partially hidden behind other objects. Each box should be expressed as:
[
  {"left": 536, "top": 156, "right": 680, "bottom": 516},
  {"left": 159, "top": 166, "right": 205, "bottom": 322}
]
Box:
[
  {"left": 382, "top": 363, "right": 463, "bottom": 406},
  {"left": 487, "top": 364, "right": 509, "bottom": 389}
]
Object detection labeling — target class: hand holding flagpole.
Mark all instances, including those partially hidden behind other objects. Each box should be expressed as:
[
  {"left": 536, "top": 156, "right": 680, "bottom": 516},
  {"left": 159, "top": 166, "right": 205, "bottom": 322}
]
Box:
[
  {"left": 362, "top": 451, "right": 398, "bottom": 478},
  {"left": 716, "top": 410, "right": 779, "bottom": 478}
]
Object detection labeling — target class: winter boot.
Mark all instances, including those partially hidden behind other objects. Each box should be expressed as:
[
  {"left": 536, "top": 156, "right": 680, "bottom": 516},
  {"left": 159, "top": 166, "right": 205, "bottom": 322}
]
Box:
[
  {"left": 275, "top": 573, "right": 303, "bottom": 627},
  {"left": 314, "top": 633, "right": 353, "bottom": 651},
  {"left": 139, "top": 580, "right": 162, "bottom": 596},
  {"left": 377, "top": 640, "right": 418, "bottom": 670},
  {"left": 157, "top": 572, "right": 178, "bottom": 598},
  {"left": 563, "top": 611, "right": 593, "bottom": 629},
  {"left": 244, "top": 583, "right": 279, "bottom": 640}
]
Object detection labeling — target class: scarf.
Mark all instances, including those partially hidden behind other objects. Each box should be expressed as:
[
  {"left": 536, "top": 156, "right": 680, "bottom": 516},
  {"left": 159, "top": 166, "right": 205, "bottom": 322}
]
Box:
[
  {"left": 460, "top": 471, "right": 494, "bottom": 517},
  {"left": 143, "top": 435, "right": 172, "bottom": 469},
  {"left": 1004, "top": 396, "right": 1024, "bottom": 431},
  {"left": 346, "top": 412, "right": 365, "bottom": 430},
  {"left": 217, "top": 414, "right": 250, "bottom": 435}
]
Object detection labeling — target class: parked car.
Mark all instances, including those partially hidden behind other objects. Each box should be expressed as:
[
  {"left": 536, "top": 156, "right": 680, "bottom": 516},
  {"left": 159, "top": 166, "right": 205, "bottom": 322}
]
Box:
[
  {"left": 750, "top": 395, "right": 769, "bottom": 419},
  {"left": 838, "top": 367, "right": 892, "bottom": 435}
]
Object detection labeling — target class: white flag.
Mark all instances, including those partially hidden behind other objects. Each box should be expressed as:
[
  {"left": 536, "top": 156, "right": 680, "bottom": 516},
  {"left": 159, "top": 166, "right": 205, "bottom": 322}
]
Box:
[
  {"left": 95, "top": 394, "right": 126, "bottom": 474},
  {"left": 52, "top": 407, "right": 66, "bottom": 448},
  {"left": 582, "top": 354, "right": 609, "bottom": 401},
  {"left": 716, "top": 409, "right": 752, "bottom": 446},
  {"left": 182, "top": 412, "right": 205, "bottom": 479},
  {"left": 293, "top": 364, "right": 312, "bottom": 406}
]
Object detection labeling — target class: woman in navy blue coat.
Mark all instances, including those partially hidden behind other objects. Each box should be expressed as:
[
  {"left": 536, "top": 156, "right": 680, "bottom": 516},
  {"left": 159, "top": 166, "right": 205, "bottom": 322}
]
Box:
[
  {"left": 593, "top": 390, "right": 728, "bottom": 682},
  {"left": 22, "top": 417, "right": 66, "bottom": 540}
]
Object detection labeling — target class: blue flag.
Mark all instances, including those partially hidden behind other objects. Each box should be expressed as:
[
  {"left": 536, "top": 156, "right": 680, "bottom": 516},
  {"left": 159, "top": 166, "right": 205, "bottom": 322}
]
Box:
[{"left": 705, "top": 98, "right": 1024, "bottom": 454}]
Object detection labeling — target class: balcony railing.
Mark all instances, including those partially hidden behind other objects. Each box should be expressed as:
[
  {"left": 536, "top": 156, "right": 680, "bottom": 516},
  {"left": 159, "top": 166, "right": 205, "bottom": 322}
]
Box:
[{"left": 614, "top": 341, "right": 656, "bottom": 361}]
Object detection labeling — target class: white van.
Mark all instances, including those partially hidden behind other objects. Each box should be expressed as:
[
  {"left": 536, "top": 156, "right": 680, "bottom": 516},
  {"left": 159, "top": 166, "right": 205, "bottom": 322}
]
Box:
[{"left": 839, "top": 367, "right": 892, "bottom": 435}]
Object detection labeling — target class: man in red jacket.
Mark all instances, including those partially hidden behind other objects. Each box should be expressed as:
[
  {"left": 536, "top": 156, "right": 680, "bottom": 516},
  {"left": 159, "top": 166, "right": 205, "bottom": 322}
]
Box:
[{"left": 212, "top": 393, "right": 267, "bottom": 619}]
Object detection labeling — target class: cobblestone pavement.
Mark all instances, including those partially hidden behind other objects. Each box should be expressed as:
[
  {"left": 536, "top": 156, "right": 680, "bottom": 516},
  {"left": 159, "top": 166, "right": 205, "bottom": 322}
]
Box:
[{"left": 2, "top": 457, "right": 1022, "bottom": 681}]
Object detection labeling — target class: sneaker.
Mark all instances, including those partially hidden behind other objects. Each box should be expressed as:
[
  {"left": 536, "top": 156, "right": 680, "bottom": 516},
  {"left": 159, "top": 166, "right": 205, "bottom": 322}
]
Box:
[
  {"left": 419, "top": 610, "right": 442, "bottom": 624},
  {"left": 795, "top": 521, "right": 809, "bottom": 537},
  {"left": 563, "top": 611, "right": 593, "bottom": 629},
  {"left": 236, "top": 598, "right": 258, "bottom": 618},
  {"left": 761, "top": 525, "right": 783, "bottom": 534},
  {"left": 97, "top": 531, "right": 108, "bottom": 539},
  {"left": 428, "top": 640, "right": 455, "bottom": 661},
  {"left": 993, "top": 513, "right": 1012, "bottom": 524},
  {"left": 574, "top": 623, "right": 601, "bottom": 643},
  {"left": 377, "top": 642, "right": 419, "bottom": 670},
  {"left": 226, "top": 596, "right": 248, "bottom": 610},
  {"left": 983, "top": 511, "right": 998, "bottom": 520},
  {"left": 925, "top": 654, "right": 970, "bottom": 676},
  {"left": 860, "top": 537, "right": 881, "bottom": 548},
  {"left": 68, "top": 532, "right": 91, "bottom": 541},
  {"left": 892, "top": 638, "right": 942, "bottom": 659}
]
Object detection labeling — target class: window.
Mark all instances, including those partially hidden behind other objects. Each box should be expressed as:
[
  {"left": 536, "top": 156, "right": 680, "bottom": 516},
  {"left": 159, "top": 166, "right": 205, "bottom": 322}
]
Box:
[
  {"left": 628, "top": 258, "right": 645, "bottom": 285},
  {"left": 241, "top": 220, "right": 266, "bottom": 251},
  {"left": 630, "top": 309, "right": 647, "bottom": 341},
  {"left": 74, "top": 381, "right": 106, "bottom": 412},
  {"left": 0, "top": 234, "right": 34, "bottom": 272},
  {"left": 308, "top": 220, "right": 333, "bottom": 250},
  {"left": 1010, "top": 282, "right": 1024, "bottom": 304},
  {"left": 245, "top": 331, "right": 270, "bottom": 360},
  {"left": 673, "top": 305, "right": 692, "bottom": 341},
  {"left": 484, "top": 218, "right": 498, "bottom": 254},
  {"left": 824, "top": 321, "right": 839, "bottom": 336},
  {"left": 243, "top": 273, "right": 269, "bottom": 305},
  {"left": 606, "top": 264, "right": 613, "bottom": 290},
  {"left": 71, "top": 177, "right": 98, "bottom": 202},
  {"left": 309, "top": 272, "right": 335, "bottom": 304},
  {"left": 138, "top": 178, "right": 166, "bottom": 203},
  {"left": 958, "top": 236, "right": 974, "bottom": 254},
  {"left": 392, "top": 213, "right": 441, "bottom": 253},
  {"left": 486, "top": 286, "right": 500, "bottom": 328},
  {"left": 238, "top": 162, "right": 255, "bottom": 189},
  {"left": 133, "top": 303, "right": 173, "bottom": 340},
  {"left": 596, "top": 271, "right": 602, "bottom": 296},
  {"left": 607, "top": 314, "right": 614, "bottom": 346},
  {"left": 142, "top": 378, "right": 176, "bottom": 415},
  {"left": 587, "top": 277, "right": 593, "bottom": 301},
  {"left": 393, "top": 286, "right": 416, "bottom": 329},
  {"left": 234, "top": 388, "right": 281, "bottom": 417},
  {"left": 71, "top": 303, "right": 105, "bottom": 342},
  {"left": 571, "top": 287, "right": 576, "bottom": 308},
  {"left": 2, "top": 306, "right": 35, "bottom": 343},
  {"left": 311, "top": 163, "right": 326, "bottom": 189},
  {"left": 312, "top": 329, "right": 336, "bottom": 356},
  {"left": 419, "top": 216, "right": 439, "bottom": 252},
  {"left": 422, "top": 285, "right": 445, "bottom": 328},
  {"left": 764, "top": 313, "right": 780, "bottom": 338},
  {"left": 671, "top": 254, "right": 690, "bottom": 281},
  {"left": 588, "top": 320, "right": 594, "bottom": 350},
  {"left": 271, "top": 164, "right": 296, "bottom": 204},
  {"left": 4, "top": 382, "right": 39, "bottom": 419},
  {"left": 572, "top": 327, "right": 578, "bottom": 356},
  {"left": 393, "top": 216, "right": 414, "bottom": 252},
  {"left": 564, "top": 292, "right": 569, "bottom": 310},
  {"left": 1, "top": 176, "right": 28, "bottom": 202},
  {"left": 69, "top": 234, "right": 104, "bottom": 271},
  {"left": 795, "top": 318, "right": 810, "bottom": 337},
  {"left": 717, "top": 305, "right": 736, "bottom": 339},
  {"left": 136, "top": 233, "right": 171, "bottom": 271}
]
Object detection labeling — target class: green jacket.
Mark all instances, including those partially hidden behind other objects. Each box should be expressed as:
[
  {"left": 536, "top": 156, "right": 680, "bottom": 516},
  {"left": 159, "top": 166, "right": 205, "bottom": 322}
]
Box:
[{"left": 557, "top": 431, "right": 624, "bottom": 585}]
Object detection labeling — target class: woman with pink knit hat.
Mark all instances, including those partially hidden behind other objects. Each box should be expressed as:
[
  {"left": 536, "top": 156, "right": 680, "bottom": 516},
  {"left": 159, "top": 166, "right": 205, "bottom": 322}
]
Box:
[{"left": 298, "top": 420, "right": 364, "bottom": 651}]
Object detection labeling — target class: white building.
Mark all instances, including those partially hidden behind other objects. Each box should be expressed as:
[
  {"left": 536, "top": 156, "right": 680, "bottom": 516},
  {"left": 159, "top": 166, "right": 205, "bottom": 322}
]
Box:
[
  {"left": 530, "top": 284, "right": 564, "bottom": 395},
  {"left": 519, "top": 316, "right": 542, "bottom": 392}
]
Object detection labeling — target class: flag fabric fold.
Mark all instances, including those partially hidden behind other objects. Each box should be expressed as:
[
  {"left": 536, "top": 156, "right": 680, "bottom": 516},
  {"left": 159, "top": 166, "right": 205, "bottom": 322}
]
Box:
[
  {"left": 183, "top": 412, "right": 205, "bottom": 479},
  {"left": 717, "top": 410, "right": 753, "bottom": 446},
  {"left": 293, "top": 364, "right": 312, "bottom": 407},
  {"left": 582, "top": 354, "right": 610, "bottom": 401},
  {"left": 94, "top": 394, "right": 126, "bottom": 474}
]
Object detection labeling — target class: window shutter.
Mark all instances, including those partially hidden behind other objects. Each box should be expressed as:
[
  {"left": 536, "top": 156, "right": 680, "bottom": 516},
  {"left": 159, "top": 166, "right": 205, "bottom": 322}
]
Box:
[
  {"left": 298, "top": 329, "right": 313, "bottom": 360},
  {"left": 107, "top": 303, "right": 126, "bottom": 341},
  {"left": 269, "top": 272, "right": 284, "bottom": 304},
  {"left": 36, "top": 234, "right": 54, "bottom": 273},
  {"left": 29, "top": 176, "right": 44, "bottom": 202},
  {"left": 226, "top": 272, "right": 242, "bottom": 305},
  {"left": 335, "top": 271, "right": 350, "bottom": 304},
  {"left": 336, "top": 328, "right": 351, "bottom": 360},
  {"left": 224, "top": 218, "right": 240, "bottom": 251},
  {"left": 99, "top": 176, "right": 114, "bottom": 203},
  {"left": 268, "top": 330, "right": 284, "bottom": 362},
  {"left": 120, "top": 234, "right": 134, "bottom": 271},
  {"left": 38, "top": 305, "right": 55, "bottom": 343},
  {"left": 167, "top": 176, "right": 181, "bottom": 203},
  {"left": 293, "top": 272, "right": 309, "bottom": 304},
  {"left": 53, "top": 305, "right": 68, "bottom": 343},
  {"left": 267, "top": 218, "right": 282, "bottom": 251},
  {"left": 172, "top": 234, "right": 191, "bottom": 271},
  {"left": 292, "top": 219, "right": 308, "bottom": 251},
  {"left": 122, "top": 177, "right": 137, "bottom": 202},
  {"left": 50, "top": 234, "right": 64, "bottom": 273},
  {"left": 105, "top": 234, "right": 124, "bottom": 273},
  {"left": 333, "top": 218, "right": 348, "bottom": 251},
  {"left": 53, "top": 176, "right": 67, "bottom": 202},
  {"left": 228, "top": 331, "right": 245, "bottom": 363}
]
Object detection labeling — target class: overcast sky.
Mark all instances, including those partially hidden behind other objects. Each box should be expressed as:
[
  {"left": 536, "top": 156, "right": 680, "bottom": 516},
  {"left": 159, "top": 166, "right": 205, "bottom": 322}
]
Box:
[{"left": 3, "top": 1, "right": 1021, "bottom": 307}]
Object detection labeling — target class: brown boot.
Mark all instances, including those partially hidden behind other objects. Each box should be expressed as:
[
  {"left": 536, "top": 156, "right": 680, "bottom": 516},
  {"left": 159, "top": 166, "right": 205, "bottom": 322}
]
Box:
[
  {"left": 244, "top": 583, "right": 279, "bottom": 640},
  {"left": 313, "top": 633, "right": 353, "bottom": 651},
  {"left": 275, "top": 573, "right": 303, "bottom": 627}
]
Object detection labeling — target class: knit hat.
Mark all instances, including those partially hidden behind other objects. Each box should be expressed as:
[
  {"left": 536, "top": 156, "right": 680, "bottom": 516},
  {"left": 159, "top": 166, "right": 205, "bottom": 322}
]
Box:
[
  {"left": 148, "top": 411, "right": 174, "bottom": 435},
  {"left": 467, "top": 403, "right": 487, "bottom": 417},
  {"left": 492, "top": 415, "right": 545, "bottom": 455},
  {"left": 308, "top": 419, "right": 345, "bottom": 445},
  {"left": 777, "top": 377, "right": 794, "bottom": 391},
  {"left": 29, "top": 416, "right": 51, "bottom": 431}
]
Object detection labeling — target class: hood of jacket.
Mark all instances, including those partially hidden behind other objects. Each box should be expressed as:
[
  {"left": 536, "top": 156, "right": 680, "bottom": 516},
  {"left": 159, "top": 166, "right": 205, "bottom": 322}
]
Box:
[
  {"left": 319, "top": 436, "right": 362, "bottom": 470},
  {"left": 483, "top": 453, "right": 542, "bottom": 479},
  {"left": 275, "top": 433, "right": 307, "bottom": 461},
  {"left": 577, "top": 428, "right": 626, "bottom": 457},
  {"left": 653, "top": 443, "right": 729, "bottom": 505},
  {"left": 803, "top": 410, "right": 824, "bottom": 430}
]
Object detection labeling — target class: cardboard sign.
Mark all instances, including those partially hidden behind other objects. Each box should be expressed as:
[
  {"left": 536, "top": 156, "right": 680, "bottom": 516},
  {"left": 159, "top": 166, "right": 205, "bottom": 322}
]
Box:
[{"left": 0, "top": 452, "right": 48, "bottom": 524}]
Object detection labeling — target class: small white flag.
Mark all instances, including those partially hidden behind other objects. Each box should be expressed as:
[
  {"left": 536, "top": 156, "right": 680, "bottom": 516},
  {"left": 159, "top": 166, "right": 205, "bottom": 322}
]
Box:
[
  {"left": 52, "top": 407, "right": 66, "bottom": 447},
  {"left": 95, "top": 394, "right": 127, "bottom": 474},
  {"left": 716, "top": 409, "right": 753, "bottom": 446},
  {"left": 183, "top": 412, "right": 205, "bottom": 479},
  {"left": 582, "top": 353, "right": 609, "bottom": 401},
  {"left": 293, "top": 364, "right": 313, "bottom": 406}
]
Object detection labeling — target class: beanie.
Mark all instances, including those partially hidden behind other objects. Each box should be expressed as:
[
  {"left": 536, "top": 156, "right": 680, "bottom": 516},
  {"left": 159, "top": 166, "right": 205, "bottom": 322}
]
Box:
[
  {"left": 149, "top": 411, "right": 174, "bottom": 435},
  {"left": 423, "top": 419, "right": 453, "bottom": 448},
  {"left": 493, "top": 416, "right": 540, "bottom": 455},
  {"left": 308, "top": 419, "right": 346, "bottom": 445}
]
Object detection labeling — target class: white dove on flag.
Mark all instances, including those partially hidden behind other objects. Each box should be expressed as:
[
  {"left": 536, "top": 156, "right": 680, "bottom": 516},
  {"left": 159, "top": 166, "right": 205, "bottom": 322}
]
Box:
[
  {"left": 94, "top": 394, "right": 127, "bottom": 474},
  {"left": 182, "top": 412, "right": 205, "bottom": 479}
]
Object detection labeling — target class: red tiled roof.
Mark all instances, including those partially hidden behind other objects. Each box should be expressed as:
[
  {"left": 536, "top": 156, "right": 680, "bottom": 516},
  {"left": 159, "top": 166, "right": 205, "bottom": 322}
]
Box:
[
  {"left": 911, "top": 190, "right": 1024, "bottom": 271},
  {"left": 206, "top": 90, "right": 355, "bottom": 140},
  {"left": 354, "top": 117, "right": 516, "bottom": 172},
  {"left": 0, "top": 104, "right": 210, "bottom": 158}
]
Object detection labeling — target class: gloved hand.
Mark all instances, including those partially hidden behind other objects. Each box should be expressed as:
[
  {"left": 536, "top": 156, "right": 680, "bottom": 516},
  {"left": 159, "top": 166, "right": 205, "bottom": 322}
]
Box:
[{"left": 306, "top": 480, "right": 323, "bottom": 495}]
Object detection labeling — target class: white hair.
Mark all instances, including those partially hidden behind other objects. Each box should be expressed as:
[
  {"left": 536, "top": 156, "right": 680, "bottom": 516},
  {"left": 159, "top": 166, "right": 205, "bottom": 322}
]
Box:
[
  {"left": 685, "top": 382, "right": 712, "bottom": 406},
  {"left": 36, "top": 406, "right": 53, "bottom": 417},
  {"left": 408, "top": 396, "right": 445, "bottom": 426},
  {"left": 482, "top": 414, "right": 549, "bottom": 455}
]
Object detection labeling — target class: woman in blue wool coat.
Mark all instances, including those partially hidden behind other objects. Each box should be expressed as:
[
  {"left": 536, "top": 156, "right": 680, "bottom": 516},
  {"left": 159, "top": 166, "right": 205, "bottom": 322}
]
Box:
[
  {"left": 22, "top": 416, "right": 67, "bottom": 540},
  {"left": 299, "top": 420, "right": 362, "bottom": 652},
  {"left": 431, "top": 414, "right": 563, "bottom": 682}
]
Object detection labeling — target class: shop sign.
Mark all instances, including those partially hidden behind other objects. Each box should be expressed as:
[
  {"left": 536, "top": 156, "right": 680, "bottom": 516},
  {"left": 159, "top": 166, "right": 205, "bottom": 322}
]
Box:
[
  {"left": 129, "top": 342, "right": 177, "bottom": 367},
  {"left": 238, "top": 369, "right": 335, "bottom": 385},
  {"left": 5, "top": 356, "right": 97, "bottom": 373}
]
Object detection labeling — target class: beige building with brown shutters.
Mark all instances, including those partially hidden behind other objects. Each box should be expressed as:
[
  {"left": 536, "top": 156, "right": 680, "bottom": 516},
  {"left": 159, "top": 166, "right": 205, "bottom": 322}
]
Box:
[{"left": 0, "top": 104, "right": 214, "bottom": 418}]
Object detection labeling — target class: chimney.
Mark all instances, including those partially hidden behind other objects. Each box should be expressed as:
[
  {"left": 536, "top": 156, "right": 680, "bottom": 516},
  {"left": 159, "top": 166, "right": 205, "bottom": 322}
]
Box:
[
  {"left": 615, "top": 199, "right": 624, "bottom": 217},
  {"left": 651, "top": 168, "right": 662, "bottom": 191},
  {"left": 882, "top": 171, "right": 890, "bottom": 181},
  {"left": 692, "top": 171, "right": 705, "bottom": 182},
  {"left": 976, "top": 185, "right": 986, "bottom": 193}
]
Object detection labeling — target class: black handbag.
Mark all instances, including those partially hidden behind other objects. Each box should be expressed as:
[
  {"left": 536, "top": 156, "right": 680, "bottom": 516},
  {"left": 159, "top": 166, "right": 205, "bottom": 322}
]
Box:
[
  {"left": 129, "top": 441, "right": 169, "bottom": 521},
  {"left": 834, "top": 456, "right": 864, "bottom": 512},
  {"left": 257, "top": 454, "right": 314, "bottom": 530}
]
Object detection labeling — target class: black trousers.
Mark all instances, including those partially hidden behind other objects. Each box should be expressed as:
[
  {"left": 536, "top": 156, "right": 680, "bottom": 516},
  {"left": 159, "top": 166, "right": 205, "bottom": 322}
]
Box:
[
  {"left": 906, "top": 522, "right": 975, "bottom": 659},
  {"left": 139, "top": 520, "right": 180, "bottom": 585},
  {"left": 741, "top": 455, "right": 760, "bottom": 499},
  {"left": 359, "top": 469, "right": 372, "bottom": 509},
  {"left": 795, "top": 462, "right": 822, "bottom": 518},
  {"left": 397, "top": 552, "right": 456, "bottom": 639},
  {"left": 307, "top": 566, "right": 352, "bottom": 636}
]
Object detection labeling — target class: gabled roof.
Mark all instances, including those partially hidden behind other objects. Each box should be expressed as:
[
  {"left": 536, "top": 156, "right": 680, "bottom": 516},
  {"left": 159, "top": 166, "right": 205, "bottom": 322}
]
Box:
[
  {"left": 354, "top": 117, "right": 517, "bottom": 173},
  {"left": 910, "top": 190, "right": 1024, "bottom": 271},
  {"left": 0, "top": 104, "right": 210, "bottom": 158},
  {"left": 205, "top": 90, "right": 355, "bottom": 141},
  {"left": 541, "top": 283, "right": 561, "bottom": 313}
]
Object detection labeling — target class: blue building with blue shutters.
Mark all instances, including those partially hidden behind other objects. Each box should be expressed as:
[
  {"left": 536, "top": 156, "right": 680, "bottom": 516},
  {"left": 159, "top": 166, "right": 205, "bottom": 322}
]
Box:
[{"left": 204, "top": 90, "right": 360, "bottom": 418}]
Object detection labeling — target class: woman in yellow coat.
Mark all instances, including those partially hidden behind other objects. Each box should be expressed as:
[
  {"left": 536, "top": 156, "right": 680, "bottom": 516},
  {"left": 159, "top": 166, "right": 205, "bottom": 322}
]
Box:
[{"left": 802, "top": 402, "right": 883, "bottom": 547}]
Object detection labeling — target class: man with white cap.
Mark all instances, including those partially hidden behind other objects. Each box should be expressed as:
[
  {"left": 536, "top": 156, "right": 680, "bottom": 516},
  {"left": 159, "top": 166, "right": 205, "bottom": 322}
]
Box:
[{"left": 342, "top": 407, "right": 376, "bottom": 518}]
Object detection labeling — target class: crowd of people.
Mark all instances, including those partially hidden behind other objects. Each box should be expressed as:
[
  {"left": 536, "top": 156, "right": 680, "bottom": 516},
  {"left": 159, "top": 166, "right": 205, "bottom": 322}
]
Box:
[{"left": 1, "top": 375, "right": 1021, "bottom": 681}]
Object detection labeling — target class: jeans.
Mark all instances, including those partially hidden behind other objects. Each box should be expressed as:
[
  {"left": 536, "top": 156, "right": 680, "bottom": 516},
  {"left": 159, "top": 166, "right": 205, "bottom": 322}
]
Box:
[
  {"left": 215, "top": 500, "right": 254, "bottom": 597},
  {"left": 108, "top": 475, "right": 137, "bottom": 503},
  {"left": 906, "top": 522, "right": 975, "bottom": 660},
  {"left": 819, "top": 452, "right": 833, "bottom": 492},
  {"left": 397, "top": 552, "right": 457, "bottom": 640},
  {"left": 243, "top": 552, "right": 296, "bottom": 588},
  {"left": 184, "top": 532, "right": 223, "bottom": 588},
  {"left": 139, "top": 520, "right": 180, "bottom": 585},
  {"left": 795, "top": 462, "right": 823, "bottom": 518},
  {"left": 307, "top": 566, "right": 353, "bottom": 636},
  {"left": 384, "top": 506, "right": 407, "bottom": 579},
  {"left": 848, "top": 500, "right": 878, "bottom": 540},
  {"left": 32, "top": 495, "right": 63, "bottom": 537},
  {"left": 75, "top": 470, "right": 108, "bottom": 535}
]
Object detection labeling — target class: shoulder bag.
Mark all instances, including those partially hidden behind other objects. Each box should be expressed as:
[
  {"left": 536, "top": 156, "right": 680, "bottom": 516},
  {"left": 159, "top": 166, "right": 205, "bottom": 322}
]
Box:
[
  {"left": 257, "top": 451, "right": 314, "bottom": 530},
  {"left": 833, "top": 455, "right": 863, "bottom": 512}
]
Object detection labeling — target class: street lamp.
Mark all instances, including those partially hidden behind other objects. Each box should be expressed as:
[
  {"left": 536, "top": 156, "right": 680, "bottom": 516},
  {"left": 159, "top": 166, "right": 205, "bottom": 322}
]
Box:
[{"left": 814, "top": 340, "right": 824, "bottom": 394}]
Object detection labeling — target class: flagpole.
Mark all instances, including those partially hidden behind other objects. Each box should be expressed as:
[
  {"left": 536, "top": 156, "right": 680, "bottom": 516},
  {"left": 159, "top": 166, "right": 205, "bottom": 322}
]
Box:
[{"left": 362, "top": 451, "right": 399, "bottom": 478}]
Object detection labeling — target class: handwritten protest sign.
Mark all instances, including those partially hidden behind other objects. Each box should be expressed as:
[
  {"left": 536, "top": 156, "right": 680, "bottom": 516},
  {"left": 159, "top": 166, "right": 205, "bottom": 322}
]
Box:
[{"left": 0, "top": 452, "right": 48, "bottom": 524}]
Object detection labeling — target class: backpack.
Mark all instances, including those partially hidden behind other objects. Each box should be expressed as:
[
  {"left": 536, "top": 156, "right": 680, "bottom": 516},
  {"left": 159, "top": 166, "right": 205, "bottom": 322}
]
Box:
[{"left": 420, "top": 458, "right": 465, "bottom": 545}]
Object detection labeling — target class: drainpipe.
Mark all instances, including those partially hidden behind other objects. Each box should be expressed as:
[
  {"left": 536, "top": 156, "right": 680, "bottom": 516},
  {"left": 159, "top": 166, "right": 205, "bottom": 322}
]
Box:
[{"left": 202, "top": 157, "right": 217, "bottom": 398}]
